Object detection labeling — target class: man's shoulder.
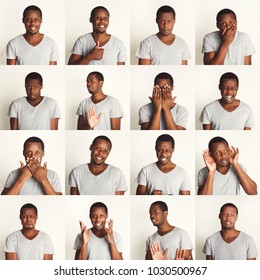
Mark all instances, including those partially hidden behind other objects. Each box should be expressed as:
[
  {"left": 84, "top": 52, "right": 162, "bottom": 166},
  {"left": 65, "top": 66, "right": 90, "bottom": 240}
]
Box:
[
  {"left": 139, "top": 102, "right": 152, "bottom": 111},
  {"left": 8, "top": 34, "right": 24, "bottom": 44},
  {"left": 107, "top": 164, "right": 123, "bottom": 173},
  {"left": 6, "top": 230, "right": 21, "bottom": 239},
  {"left": 110, "top": 35, "right": 124, "bottom": 44},
  {"left": 76, "top": 33, "right": 92, "bottom": 42},
  {"left": 204, "top": 31, "right": 219, "bottom": 38},
  {"left": 10, "top": 96, "right": 27, "bottom": 104},
  {"left": 71, "top": 164, "right": 87, "bottom": 173},
  {"left": 204, "top": 99, "right": 220, "bottom": 109}
]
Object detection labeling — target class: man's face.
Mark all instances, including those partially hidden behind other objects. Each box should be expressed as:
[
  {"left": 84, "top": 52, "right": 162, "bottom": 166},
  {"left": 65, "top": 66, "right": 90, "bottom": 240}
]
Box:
[
  {"left": 149, "top": 204, "right": 167, "bottom": 227},
  {"left": 25, "top": 79, "right": 43, "bottom": 101},
  {"left": 23, "top": 10, "right": 42, "bottom": 35},
  {"left": 89, "top": 207, "right": 108, "bottom": 231},
  {"left": 219, "top": 206, "right": 238, "bottom": 230},
  {"left": 155, "top": 78, "right": 174, "bottom": 94},
  {"left": 156, "top": 12, "right": 175, "bottom": 36},
  {"left": 90, "top": 139, "right": 111, "bottom": 165},
  {"left": 20, "top": 208, "right": 38, "bottom": 230},
  {"left": 156, "top": 141, "right": 174, "bottom": 165},
  {"left": 217, "top": 13, "right": 237, "bottom": 33},
  {"left": 86, "top": 74, "right": 103, "bottom": 95},
  {"left": 90, "top": 9, "right": 109, "bottom": 33},
  {"left": 219, "top": 79, "right": 238, "bottom": 104},
  {"left": 23, "top": 142, "right": 44, "bottom": 164},
  {"left": 210, "top": 142, "right": 230, "bottom": 167}
]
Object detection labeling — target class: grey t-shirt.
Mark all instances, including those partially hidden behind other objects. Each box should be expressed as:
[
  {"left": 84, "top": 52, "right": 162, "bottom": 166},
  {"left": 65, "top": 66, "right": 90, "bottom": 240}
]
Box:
[
  {"left": 137, "top": 163, "right": 191, "bottom": 195},
  {"left": 4, "top": 168, "right": 62, "bottom": 195},
  {"left": 76, "top": 96, "right": 124, "bottom": 130},
  {"left": 4, "top": 230, "right": 54, "bottom": 260},
  {"left": 8, "top": 96, "right": 61, "bottom": 130},
  {"left": 199, "top": 100, "right": 254, "bottom": 130},
  {"left": 139, "top": 102, "right": 188, "bottom": 129},
  {"left": 203, "top": 231, "right": 258, "bottom": 260},
  {"left": 73, "top": 229, "right": 122, "bottom": 260},
  {"left": 197, "top": 165, "right": 246, "bottom": 195},
  {"left": 68, "top": 164, "right": 128, "bottom": 195},
  {"left": 146, "top": 227, "right": 193, "bottom": 260}
]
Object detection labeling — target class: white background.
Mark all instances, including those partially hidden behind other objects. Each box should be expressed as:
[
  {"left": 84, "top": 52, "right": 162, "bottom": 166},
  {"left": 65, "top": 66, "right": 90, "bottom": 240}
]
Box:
[
  {"left": 0, "top": 66, "right": 65, "bottom": 130},
  {"left": 65, "top": 0, "right": 130, "bottom": 65},
  {"left": 0, "top": 0, "right": 65, "bottom": 65},
  {"left": 65, "top": 65, "right": 130, "bottom": 130}
]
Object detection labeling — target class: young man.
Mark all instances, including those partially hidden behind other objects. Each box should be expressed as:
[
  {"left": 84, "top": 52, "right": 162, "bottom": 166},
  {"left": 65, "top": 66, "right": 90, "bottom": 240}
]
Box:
[
  {"left": 197, "top": 136, "right": 257, "bottom": 195},
  {"left": 8, "top": 72, "right": 61, "bottom": 130},
  {"left": 4, "top": 203, "right": 54, "bottom": 260},
  {"left": 139, "top": 72, "right": 188, "bottom": 130},
  {"left": 1, "top": 136, "right": 62, "bottom": 195},
  {"left": 74, "top": 202, "right": 123, "bottom": 260},
  {"left": 203, "top": 203, "right": 257, "bottom": 260},
  {"left": 136, "top": 134, "right": 191, "bottom": 195},
  {"left": 68, "top": 135, "right": 127, "bottom": 195},
  {"left": 135, "top": 5, "right": 191, "bottom": 65},
  {"left": 202, "top": 8, "right": 255, "bottom": 65},
  {"left": 77, "top": 71, "right": 123, "bottom": 130},
  {"left": 145, "top": 201, "right": 193, "bottom": 260},
  {"left": 200, "top": 72, "right": 254, "bottom": 130},
  {"left": 68, "top": 6, "right": 127, "bottom": 65},
  {"left": 4, "top": 5, "right": 59, "bottom": 65}
]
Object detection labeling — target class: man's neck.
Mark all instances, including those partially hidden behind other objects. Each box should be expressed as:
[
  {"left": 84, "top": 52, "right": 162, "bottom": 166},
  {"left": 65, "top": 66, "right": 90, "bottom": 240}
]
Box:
[
  {"left": 21, "top": 228, "right": 39, "bottom": 239},
  {"left": 157, "top": 222, "right": 174, "bottom": 236},
  {"left": 220, "top": 228, "right": 240, "bottom": 243},
  {"left": 91, "top": 92, "right": 106, "bottom": 104},
  {"left": 88, "top": 162, "right": 108, "bottom": 175},
  {"left": 91, "top": 227, "right": 106, "bottom": 238},
  {"left": 216, "top": 164, "right": 230, "bottom": 174},
  {"left": 156, "top": 161, "right": 175, "bottom": 173}
]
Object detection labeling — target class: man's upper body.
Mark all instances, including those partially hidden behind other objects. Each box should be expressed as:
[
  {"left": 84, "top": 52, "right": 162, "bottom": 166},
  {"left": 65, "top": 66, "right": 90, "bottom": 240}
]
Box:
[
  {"left": 203, "top": 203, "right": 257, "bottom": 260},
  {"left": 145, "top": 201, "right": 193, "bottom": 260},
  {"left": 69, "top": 136, "right": 127, "bottom": 195},
  {"left": 5, "top": 204, "right": 54, "bottom": 260},
  {"left": 139, "top": 72, "right": 188, "bottom": 130},
  {"left": 136, "top": 5, "right": 191, "bottom": 65},
  {"left": 197, "top": 137, "right": 257, "bottom": 195},
  {"left": 74, "top": 203, "right": 123, "bottom": 260},
  {"left": 77, "top": 72, "right": 123, "bottom": 130},
  {"left": 68, "top": 6, "right": 126, "bottom": 65},
  {"left": 4, "top": 5, "right": 59, "bottom": 65},
  {"left": 202, "top": 9, "right": 255, "bottom": 65},
  {"left": 1, "top": 137, "right": 62, "bottom": 195},
  {"left": 200, "top": 72, "right": 254, "bottom": 130}
]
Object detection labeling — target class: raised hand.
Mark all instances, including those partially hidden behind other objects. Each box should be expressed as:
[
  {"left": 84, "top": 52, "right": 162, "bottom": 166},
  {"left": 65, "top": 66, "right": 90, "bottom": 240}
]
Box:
[
  {"left": 221, "top": 23, "right": 237, "bottom": 45},
  {"left": 19, "top": 161, "right": 32, "bottom": 180},
  {"left": 229, "top": 145, "right": 239, "bottom": 165},
  {"left": 87, "top": 107, "right": 102, "bottom": 129},
  {"left": 80, "top": 221, "right": 90, "bottom": 245},
  {"left": 89, "top": 41, "right": 104, "bottom": 60},
  {"left": 26, "top": 157, "right": 48, "bottom": 183},
  {"left": 174, "top": 248, "right": 190, "bottom": 260},
  {"left": 105, "top": 219, "right": 115, "bottom": 244},
  {"left": 162, "top": 84, "right": 175, "bottom": 111},
  {"left": 151, "top": 190, "right": 163, "bottom": 195},
  {"left": 150, "top": 243, "right": 168, "bottom": 260},
  {"left": 203, "top": 149, "right": 216, "bottom": 172},
  {"left": 149, "top": 85, "right": 162, "bottom": 111}
]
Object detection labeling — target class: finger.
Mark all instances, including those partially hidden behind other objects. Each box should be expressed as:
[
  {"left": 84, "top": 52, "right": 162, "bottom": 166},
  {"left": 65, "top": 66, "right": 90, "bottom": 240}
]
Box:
[
  {"left": 95, "top": 40, "right": 100, "bottom": 48},
  {"left": 172, "top": 96, "right": 177, "bottom": 102},
  {"left": 97, "top": 113, "right": 102, "bottom": 121},
  {"left": 19, "top": 161, "right": 25, "bottom": 168},
  {"left": 43, "top": 162, "right": 47, "bottom": 170},
  {"left": 163, "top": 248, "right": 168, "bottom": 259}
]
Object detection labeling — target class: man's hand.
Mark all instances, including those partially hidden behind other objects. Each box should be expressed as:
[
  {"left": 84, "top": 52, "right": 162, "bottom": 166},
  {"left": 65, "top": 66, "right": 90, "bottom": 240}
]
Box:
[
  {"left": 162, "top": 84, "right": 176, "bottom": 111},
  {"left": 19, "top": 161, "right": 32, "bottom": 180},
  {"left": 105, "top": 219, "right": 115, "bottom": 244},
  {"left": 80, "top": 221, "right": 90, "bottom": 245},
  {"left": 87, "top": 107, "right": 102, "bottom": 129},
  {"left": 203, "top": 149, "right": 216, "bottom": 172},
  {"left": 150, "top": 243, "right": 168, "bottom": 260},
  {"left": 149, "top": 85, "right": 162, "bottom": 111},
  {"left": 26, "top": 157, "right": 48, "bottom": 183},
  {"left": 221, "top": 23, "right": 237, "bottom": 46},
  {"left": 89, "top": 41, "right": 104, "bottom": 61},
  {"left": 151, "top": 190, "right": 163, "bottom": 195},
  {"left": 229, "top": 145, "right": 239, "bottom": 165},
  {"left": 174, "top": 248, "right": 191, "bottom": 260}
]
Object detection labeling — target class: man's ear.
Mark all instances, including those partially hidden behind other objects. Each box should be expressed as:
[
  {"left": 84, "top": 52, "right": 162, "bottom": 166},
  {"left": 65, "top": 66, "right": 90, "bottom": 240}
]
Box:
[
  {"left": 89, "top": 145, "right": 92, "bottom": 151},
  {"left": 89, "top": 17, "right": 93, "bottom": 23}
]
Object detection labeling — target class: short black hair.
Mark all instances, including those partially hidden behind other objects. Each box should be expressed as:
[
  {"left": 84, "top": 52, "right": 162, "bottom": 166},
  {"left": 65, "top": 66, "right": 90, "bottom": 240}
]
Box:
[
  {"left": 23, "top": 5, "right": 42, "bottom": 19},
  {"left": 220, "top": 203, "right": 238, "bottom": 215},
  {"left": 150, "top": 201, "right": 168, "bottom": 212},
  {"left": 155, "top": 134, "right": 175, "bottom": 149},
  {"left": 219, "top": 72, "right": 239, "bottom": 87},
  {"left": 91, "top": 135, "right": 112, "bottom": 151},
  {"left": 156, "top": 5, "right": 175, "bottom": 19},
  {"left": 154, "top": 72, "right": 174, "bottom": 86},
  {"left": 89, "top": 202, "right": 108, "bottom": 215},
  {"left": 20, "top": 203, "right": 38, "bottom": 216},
  {"left": 208, "top": 136, "right": 229, "bottom": 153},
  {"left": 90, "top": 6, "right": 109, "bottom": 18},
  {"left": 23, "top": 136, "right": 45, "bottom": 151},
  {"left": 25, "top": 72, "right": 43, "bottom": 85},
  {"left": 216, "top": 8, "right": 236, "bottom": 23},
  {"left": 87, "top": 71, "right": 104, "bottom": 82}
]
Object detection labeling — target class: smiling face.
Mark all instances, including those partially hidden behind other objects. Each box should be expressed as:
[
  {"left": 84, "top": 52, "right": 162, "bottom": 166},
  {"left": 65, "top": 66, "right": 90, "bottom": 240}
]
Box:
[
  {"left": 149, "top": 204, "right": 167, "bottom": 227},
  {"left": 90, "top": 9, "right": 109, "bottom": 33},
  {"left": 89, "top": 207, "right": 108, "bottom": 231},
  {"left": 210, "top": 141, "right": 230, "bottom": 167},
  {"left": 23, "top": 142, "right": 44, "bottom": 164},
  {"left": 219, "top": 205, "right": 238, "bottom": 230},
  {"left": 156, "top": 12, "right": 175, "bottom": 36},
  {"left": 89, "top": 139, "right": 111, "bottom": 165},
  {"left": 219, "top": 78, "right": 238, "bottom": 104},
  {"left": 156, "top": 141, "right": 174, "bottom": 165},
  {"left": 20, "top": 208, "right": 38, "bottom": 230},
  {"left": 23, "top": 10, "right": 42, "bottom": 35}
]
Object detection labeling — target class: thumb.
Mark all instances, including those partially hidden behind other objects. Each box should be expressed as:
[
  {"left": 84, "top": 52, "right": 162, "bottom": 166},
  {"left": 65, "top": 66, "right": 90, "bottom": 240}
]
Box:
[
  {"left": 43, "top": 162, "right": 47, "bottom": 170},
  {"left": 163, "top": 248, "right": 168, "bottom": 260},
  {"left": 172, "top": 96, "right": 177, "bottom": 102},
  {"left": 149, "top": 96, "right": 152, "bottom": 102},
  {"left": 95, "top": 40, "right": 100, "bottom": 48},
  {"left": 97, "top": 112, "right": 102, "bottom": 121},
  {"left": 19, "top": 161, "right": 25, "bottom": 169}
]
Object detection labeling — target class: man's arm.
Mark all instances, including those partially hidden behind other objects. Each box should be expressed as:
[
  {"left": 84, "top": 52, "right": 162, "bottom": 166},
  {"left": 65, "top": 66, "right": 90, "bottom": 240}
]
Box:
[
  {"left": 138, "top": 58, "right": 151, "bottom": 65},
  {"left": 10, "top": 118, "right": 18, "bottom": 130},
  {"left": 244, "top": 127, "right": 251, "bottom": 130},
  {"left": 50, "top": 118, "right": 59, "bottom": 130},
  {"left": 75, "top": 222, "right": 90, "bottom": 260},
  {"left": 5, "top": 252, "right": 17, "bottom": 260},
  {"left": 180, "top": 190, "right": 190, "bottom": 195},
  {"left": 43, "top": 254, "right": 53, "bottom": 260},
  {"left": 203, "top": 124, "right": 212, "bottom": 130},
  {"left": 77, "top": 108, "right": 101, "bottom": 130},
  {"left": 136, "top": 184, "right": 148, "bottom": 195},
  {"left": 244, "top": 55, "right": 252, "bottom": 65},
  {"left": 117, "top": 62, "right": 125, "bottom": 65},
  {"left": 181, "top": 60, "right": 188, "bottom": 65},
  {"left": 110, "top": 118, "right": 121, "bottom": 130},
  {"left": 7, "top": 59, "right": 16, "bottom": 65},
  {"left": 206, "top": 255, "right": 213, "bottom": 260},
  {"left": 77, "top": 115, "right": 90, "bottom": 130},
  {"left": 70, "top": 186, "right": 80, "bottom": 195},
  {"left": 115, "top": 191, "right": 125, "bottom": 195},
  {"left": 106, "top": 219, "right": 123, "bottom": 260},
  {"left": 145, "top": 250, "right": 152, "bottom": 260},
  {"left": 49, "top": 61, "right": 57, "bottom": 65}
]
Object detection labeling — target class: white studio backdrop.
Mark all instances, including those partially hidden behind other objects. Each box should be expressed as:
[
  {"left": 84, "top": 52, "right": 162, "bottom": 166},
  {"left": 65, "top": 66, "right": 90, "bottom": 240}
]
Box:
[
  {"left": 65, "top": 0, "right": 130, "bottom": 65},
  {"left": 0, "top": 65, "right": 65, "bottom": 130},
  {"left": 65, "top": 65, "right": 130, "bottom": 130},
  {"left": 0, "top": 196, "right": 66, "bottom": 260},
  {"left": 0, "top": 0, "right": 65, "bottom": 65}
]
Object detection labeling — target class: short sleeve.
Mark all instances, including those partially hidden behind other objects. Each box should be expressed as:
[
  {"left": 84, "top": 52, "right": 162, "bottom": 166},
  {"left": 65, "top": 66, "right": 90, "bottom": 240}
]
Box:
[
  {"left": 48, "top": 171, "right": 62, "bottom": 193},
  {"left": 43, "top": 233, "right": 54, "bottom": 254},
  {"left": 7, "top": 101, "right": 18, "bottom": 118},
  {"left": 3, "top": 41, "right": 16, "bottom": 59},
  {"left": 197, "top": 168, "right": 207, "bottom": 187},
  {"left": 73, "top": 233, "right": 82, "bottom": 250},
  {"left": 50, "top": 100, "right": 61, "bottom": 119},
  {"left": 202, "top": 34, "right": 214, "bottom": 53},
  {"left": 49, "top": 40, "right": 59, "bottom": 61},
  {"left": 71, "top": 37, "right": 84, "bottom": 56},
  {"left": 114, "top": 168, "right": 128, "bottom": 192},
  {"left": 199, "top": 106, "right": 211, "bottom": 124},
  {"left": 109, "top": 98, "right": 124, "bottom": 118},
  {"left": 135, "top": 40, "right": 151, "bottom": 59},
  {"left": 175, "top": 105, "right": 188, "bottom": 128},
  {"left": 138, "top": 105, "right": 151, "bottom": 125},
  {"left": 136, "top": 168, "right": 147, "bottom": 186},
  {"left": 4, "top": 234, "right": 17, "bottom": 252},
  {"left": 76, "top": 101, "right": 84, "bottom": 116}
]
